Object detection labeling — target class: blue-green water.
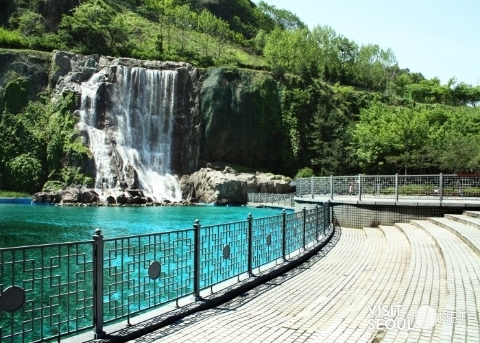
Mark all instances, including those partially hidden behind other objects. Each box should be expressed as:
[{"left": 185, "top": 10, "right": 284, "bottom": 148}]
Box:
[{"left": 0, "top": 204, "right": 284, "bottom": 248}]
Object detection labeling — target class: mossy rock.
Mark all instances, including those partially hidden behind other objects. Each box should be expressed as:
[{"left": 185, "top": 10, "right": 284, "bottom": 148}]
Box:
[{"left": 4, "top": 78, "right": 29, "bottom": 114}]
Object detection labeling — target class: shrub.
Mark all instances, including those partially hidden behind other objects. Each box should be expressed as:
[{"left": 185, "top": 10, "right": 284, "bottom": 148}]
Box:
[
  {"left": 295, "top": 167, "right": 313, "bottom": 179},
  {"left": 0, "top": 28, "right": 28, "bottom": 49},
  {"left": 4, "top": 78, "right": 29, "bottom": 114},
  {"left": 7, "top": 154, "right": 42, "bottom": 193}
]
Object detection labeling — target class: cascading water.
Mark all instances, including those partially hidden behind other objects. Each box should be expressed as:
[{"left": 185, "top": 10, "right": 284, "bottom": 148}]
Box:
[{"left": 78, "top": 65, "right": 182, "bottom": 202}]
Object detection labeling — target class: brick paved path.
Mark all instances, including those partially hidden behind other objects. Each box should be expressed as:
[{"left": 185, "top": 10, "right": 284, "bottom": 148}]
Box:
[{"left": 130, "top": 211, "right": 480, "bottom": 343}]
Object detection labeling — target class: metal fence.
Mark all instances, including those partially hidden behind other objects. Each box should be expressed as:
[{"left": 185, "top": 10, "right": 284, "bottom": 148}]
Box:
[
  {"left": 248, "top": 193, "right": 295, "bottom": 208},
  {"left": 296, "top": 174, "right": 480, "bottom": 201},
  {"left": 0, "top": 204, "right": 333, "bottom": 342}
]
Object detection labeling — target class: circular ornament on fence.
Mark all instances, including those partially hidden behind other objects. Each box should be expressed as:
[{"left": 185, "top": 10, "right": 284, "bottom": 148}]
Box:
[
  {"left": 266, "top": 234, "right": 272, "bottom": 246},
  {"left": 223, "top": 245, "right": 231, "bottom": 259},
  {"left": 148, "top": 261, "right": 161, "bottom": 280},
  {"left": 0, "top": 285, "right": 26, "bottom": 313}
]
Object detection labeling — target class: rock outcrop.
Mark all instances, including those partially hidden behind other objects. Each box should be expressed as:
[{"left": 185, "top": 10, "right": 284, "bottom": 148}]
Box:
[
  {"left": 181, "top": 168, "right": 248, "bottom": 205},
  {"left": 179, "top": 167, "right": 293, "bottom": 205}
]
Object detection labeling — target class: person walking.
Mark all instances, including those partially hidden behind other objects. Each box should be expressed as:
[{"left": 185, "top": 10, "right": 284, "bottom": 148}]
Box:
[{"left": 349, "top": 181, "right": 354, "bottom": 196}]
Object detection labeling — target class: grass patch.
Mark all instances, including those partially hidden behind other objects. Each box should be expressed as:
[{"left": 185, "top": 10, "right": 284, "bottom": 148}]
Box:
[{"left": 0, "top": 190, "right": 31, "bottom": 197}]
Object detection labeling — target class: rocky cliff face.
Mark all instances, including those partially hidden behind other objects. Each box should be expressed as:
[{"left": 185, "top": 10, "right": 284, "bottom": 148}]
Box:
[
  {"left": 0, "top": 50, "right": 52, "bottom": 114},
  {"left": 200, "top": 68, "right": 289, "bottom": 174}
]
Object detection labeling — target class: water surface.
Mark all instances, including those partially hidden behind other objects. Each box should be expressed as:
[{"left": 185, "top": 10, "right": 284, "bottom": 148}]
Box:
[{"left": 0, "top": 204, "right": 284, "bottom": 248}]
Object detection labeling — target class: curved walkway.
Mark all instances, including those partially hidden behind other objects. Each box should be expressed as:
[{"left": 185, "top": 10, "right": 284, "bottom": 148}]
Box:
[{"left": 129, "top": 211, "right": 480, "bottom": 343}]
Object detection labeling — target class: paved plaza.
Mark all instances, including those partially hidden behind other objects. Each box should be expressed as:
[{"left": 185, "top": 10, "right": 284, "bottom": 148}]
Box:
[{"left": 127, "top": 211, "right": 480, "bottom": 343}]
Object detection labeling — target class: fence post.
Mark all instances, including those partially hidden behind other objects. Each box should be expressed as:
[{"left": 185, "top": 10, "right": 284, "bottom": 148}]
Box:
[
  {"left": 316, "top": 205, "right": 320, "bottom": 241},
  {"left": 324, "top": 203, "right": 328, "bottom": 236},
  {"left": 193, "top": 219, "right": 202, "bottom": 301},
  {"left": 282, "top": 209, "right": 287, "bottom": 261},
  {"left": 248, "top": 213, "right": 254, "bottom": 276},
  {"left": 358, "top": 174, "right": 362, "bottom": 201},
  {"left": 395, "top": 173, "right": 399, "bottom": 202},
  {"left": 311, "top": 176, "right": 314, "bottom": 199},
  {"left": 92, "top": 229, "right": 106, "bottom": 339},
  {"left": 330, "top": 175, "right": 334, "bottom": 200},
  {"left": 303, "top": 207, "right": 307, "bottom": 249},
  {"left": 329, "top": 202, "right": 333, "bottom": 228},
  {"left": 439, "top": 173, "right": 443, "bottom": 203}
]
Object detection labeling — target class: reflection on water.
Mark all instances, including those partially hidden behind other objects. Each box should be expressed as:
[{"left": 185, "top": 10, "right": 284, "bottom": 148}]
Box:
[{"left": 0, "top": 204, "right": 285, "bottom": 248}]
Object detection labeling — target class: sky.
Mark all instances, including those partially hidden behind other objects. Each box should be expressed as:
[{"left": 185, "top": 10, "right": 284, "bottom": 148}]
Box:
[{"left": 255, "top": 0, "right": 480, "bottom": 86}]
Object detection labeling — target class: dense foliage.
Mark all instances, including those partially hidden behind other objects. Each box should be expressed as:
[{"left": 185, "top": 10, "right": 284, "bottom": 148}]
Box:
[
  {"left": 352, "top": 103, "right": 480, "bottom": 174},
  {"left": 0, "top": 90, "right": 93, "bottom": 193},
  {"left": 1, "top": 0, "right": 478, "bottom": 104},
  {"left": 1, "top": 0, "right": 479, "bottom": 195}
]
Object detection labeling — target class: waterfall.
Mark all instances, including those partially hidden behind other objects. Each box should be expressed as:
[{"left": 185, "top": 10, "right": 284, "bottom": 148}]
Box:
[{"left": 78, "top": 65, "right": 182, "bottom": 202}]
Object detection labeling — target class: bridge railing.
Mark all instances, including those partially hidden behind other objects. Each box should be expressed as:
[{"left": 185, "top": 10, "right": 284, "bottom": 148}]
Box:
[
  {"left": 248, "top": 193, "right": 295, "bottom": 207},
  {"left": 296, "top": 174, "right": 480, "bottom": 201},
  {"left": 0, "top": 204, "right": 333, "bottom": 342}
]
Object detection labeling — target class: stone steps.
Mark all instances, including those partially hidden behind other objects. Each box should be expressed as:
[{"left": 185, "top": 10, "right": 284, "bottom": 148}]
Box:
[
  {"left": 325, "top": 225, "right": 410, "bottom": 343},
  {"left": 412, "top": 219, "right": 480, "bottom": 342},
  {"left": 428, "top": 216, "right": 480, "bottom": 258},
  {"left": 463, "top": 211, "right": 480, "bottom": 219},
  {"left": 306, "top": 227, "right": 403, "bottom": 342},
  {"left": 445, "top": 213, "right": 480, "bottom": 230},
  {"left": 382, "top": 222, "right": 447, "bottom": 343}
]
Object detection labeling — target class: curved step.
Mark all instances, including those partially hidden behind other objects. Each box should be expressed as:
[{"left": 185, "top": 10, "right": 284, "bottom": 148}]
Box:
[
  {"left": 380, "top": 222, "right": 447, "bottom": 343},
  {"left": 411, "top": 220, "right": 480, "bottom": 342},
  {"left": 320, "top": 226, "right": 410, "bottom": 343},
  {"left": 445, "top": 213, "right": 480, "bottom": 230},
  {"left": 294, "top": 227, "right": 389, "bottom": 342},
  {"left": 328, "top": 226, "right": 411, "bottom": 342},
  {"left": 428, "top": 216, "right": 480, "bottom": 258},
  {"left": 464, "top": 210, "right": 480, "bottom": 219}
]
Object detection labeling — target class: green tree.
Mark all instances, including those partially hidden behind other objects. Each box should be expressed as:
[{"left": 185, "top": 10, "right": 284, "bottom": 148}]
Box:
[
  {"left": 169, "top": 5, "right": 195, "bottom": 55},
  {"left": 196, "top": 9, "right": 217, "bottom": 57},
  {"left": 310, "top": 25, "right": 339, "bottom": 81},
  {"left": 351, "top": 103, "right": 431, "bottom": 174},
  {"left": 355, "top": 44, "right": 397, "bottom": 92},
  {"left": 257, "top": 1, "right": 305, "bottom": 30},
  {"left": 334, "top": 36, "right": 358, "bottom": 85},
  {"left": 58, "top": 2, "right": 118, "bottom": 55},
  {"left": 295, "top": 167, "right": 313, "bottom": 178},
  {"left": 17, "top": 10, "right": 46, "bottom": 37},
  {"left": 263, "top": 27, "right": 316, "bottom": 75},
  {"left": 201, "top": 0, "right": 266, "bottom": 39}
]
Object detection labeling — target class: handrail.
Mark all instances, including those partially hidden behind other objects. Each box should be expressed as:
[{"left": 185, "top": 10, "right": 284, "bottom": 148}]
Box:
[{"left": 295, "top": 174, "right": 480, "bottom": 202}]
